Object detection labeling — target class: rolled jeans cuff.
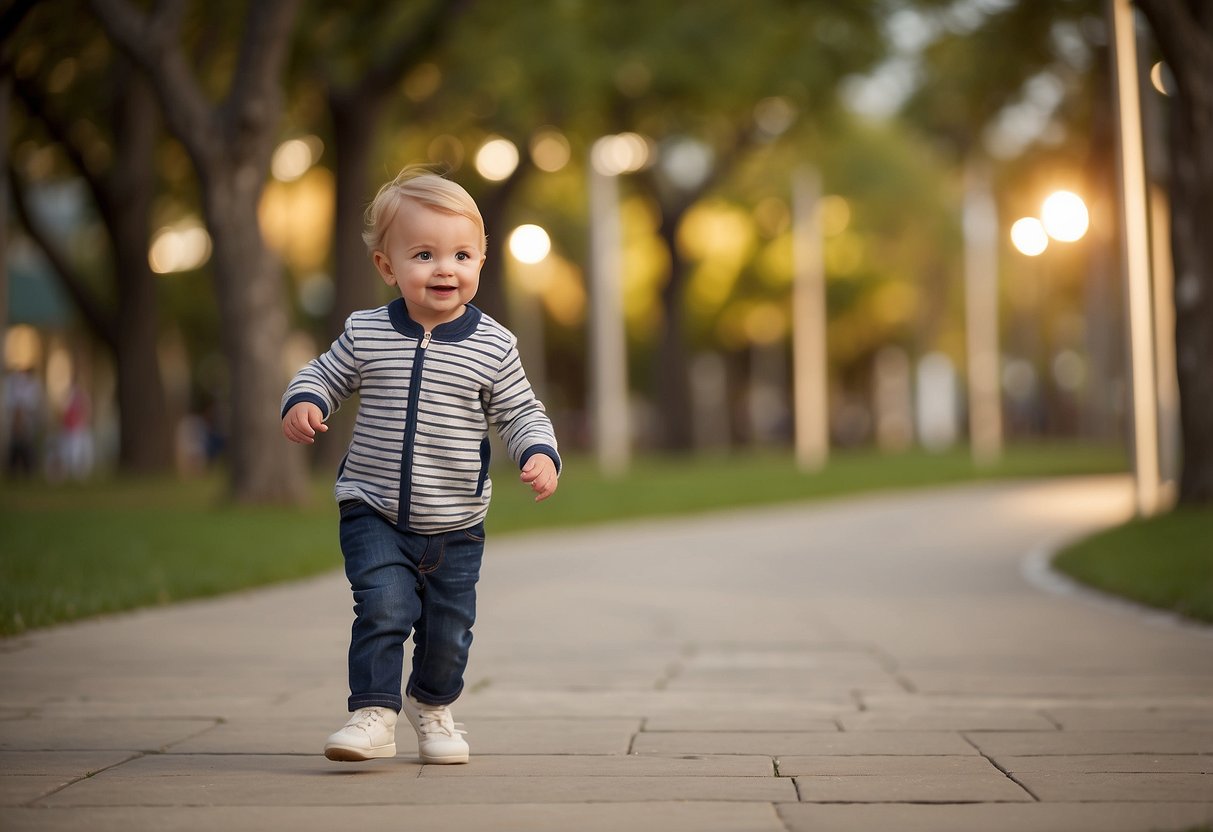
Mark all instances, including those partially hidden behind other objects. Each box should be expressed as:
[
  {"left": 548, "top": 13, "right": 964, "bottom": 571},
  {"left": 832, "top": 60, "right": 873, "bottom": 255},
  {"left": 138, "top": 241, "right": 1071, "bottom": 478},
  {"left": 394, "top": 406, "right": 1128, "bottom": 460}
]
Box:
[{"left": 348, "top": 693, "right": 402, "bottom": 713}]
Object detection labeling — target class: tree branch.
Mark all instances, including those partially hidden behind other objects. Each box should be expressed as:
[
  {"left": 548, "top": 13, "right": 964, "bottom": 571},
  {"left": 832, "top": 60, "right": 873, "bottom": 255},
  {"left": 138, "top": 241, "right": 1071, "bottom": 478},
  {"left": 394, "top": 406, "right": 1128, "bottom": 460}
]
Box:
[
  {"left": 88, "top": 0, "right": 217, "bottom": 163},
  {"left": 7, "top": 164, "right": 117, "bottom": 348},
  {"left": 223, "top": 0, "right": 302, "bottom": 146},
  {"left": 11, "top": 75, "right": 117, "bottom": 238},
  {"left": 355, "top": 0, "right": 476, "bottom": 99}
]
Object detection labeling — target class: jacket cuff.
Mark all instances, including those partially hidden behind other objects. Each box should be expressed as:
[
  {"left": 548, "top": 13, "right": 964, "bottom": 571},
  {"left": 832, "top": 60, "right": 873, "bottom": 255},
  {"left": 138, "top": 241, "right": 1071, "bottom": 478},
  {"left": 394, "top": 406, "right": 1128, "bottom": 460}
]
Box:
[
  {"left": 281, "top": 392, "right": 330, "bottom": 421},
  {"left": 519, "top": 444, "right": 561, "bottom": 475}
]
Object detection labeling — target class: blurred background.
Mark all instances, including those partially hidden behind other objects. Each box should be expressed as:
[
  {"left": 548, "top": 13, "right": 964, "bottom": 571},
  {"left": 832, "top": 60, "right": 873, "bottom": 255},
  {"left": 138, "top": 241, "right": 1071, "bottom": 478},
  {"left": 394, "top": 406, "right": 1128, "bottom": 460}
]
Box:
[{"left": 0, "top": 0, "right": 1205, "bottom": 509}]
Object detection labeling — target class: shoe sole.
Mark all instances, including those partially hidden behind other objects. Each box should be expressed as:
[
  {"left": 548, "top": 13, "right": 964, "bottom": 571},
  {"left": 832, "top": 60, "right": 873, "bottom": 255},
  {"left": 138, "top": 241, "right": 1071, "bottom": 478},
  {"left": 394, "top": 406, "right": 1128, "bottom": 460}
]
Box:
[
  {"left": 419, "top": 750, "right": 469, "bottom": 765},
  {"left": 324, "top": 742, "right": 396, "bottom": 762}
]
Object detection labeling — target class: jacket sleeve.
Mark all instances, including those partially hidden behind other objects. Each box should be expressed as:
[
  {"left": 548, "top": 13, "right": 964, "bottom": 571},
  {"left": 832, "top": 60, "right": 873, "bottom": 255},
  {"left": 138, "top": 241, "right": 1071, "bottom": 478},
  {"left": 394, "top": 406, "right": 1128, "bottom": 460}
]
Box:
[
  {"left": 485, "top": 340, "right": 561, "bottom": 474},
  {"left": 280, "top": 316, "right": 361, "bottom": 420}
]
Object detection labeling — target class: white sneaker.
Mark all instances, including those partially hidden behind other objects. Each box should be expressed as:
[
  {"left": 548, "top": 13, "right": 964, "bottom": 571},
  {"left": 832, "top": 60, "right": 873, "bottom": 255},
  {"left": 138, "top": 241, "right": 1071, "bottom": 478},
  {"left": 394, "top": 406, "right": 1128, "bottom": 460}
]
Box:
[
  {"left": 324, "top": 706, "right": 397, "bottom": 761},
  {"left": 403, "top": 696, "right": 469, "bottom": 764}
]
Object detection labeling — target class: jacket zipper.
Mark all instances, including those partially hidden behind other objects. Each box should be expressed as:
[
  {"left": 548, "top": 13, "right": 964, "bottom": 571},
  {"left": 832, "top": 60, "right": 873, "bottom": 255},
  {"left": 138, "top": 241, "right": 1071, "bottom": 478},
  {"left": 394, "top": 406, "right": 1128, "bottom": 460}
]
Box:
[{"left": 397, "top": 330, "right": 431, "bottom": 530}]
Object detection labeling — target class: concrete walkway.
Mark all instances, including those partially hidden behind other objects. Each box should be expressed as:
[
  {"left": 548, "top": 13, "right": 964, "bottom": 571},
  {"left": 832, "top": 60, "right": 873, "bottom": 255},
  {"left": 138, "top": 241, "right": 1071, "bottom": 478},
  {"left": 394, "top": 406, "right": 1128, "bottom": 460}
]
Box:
[{"left": 2, "top": 475, "right": 1211, "bottom": 832}]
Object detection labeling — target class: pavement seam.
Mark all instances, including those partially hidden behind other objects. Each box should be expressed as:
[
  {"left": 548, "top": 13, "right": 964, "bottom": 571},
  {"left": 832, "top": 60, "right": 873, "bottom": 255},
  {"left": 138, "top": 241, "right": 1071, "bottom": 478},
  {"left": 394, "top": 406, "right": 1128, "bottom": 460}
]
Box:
[
  {"left": 770, "top": 799, "right": 796, "bottom": 832},
  {"left": 626, "top": 719, "right": 644, "bottom": 755},
  {"left": 22, "top": 750, "right": 144, "bottom": 808},
  {"left": 961, "top": 731, "right": 1040, "bottom": 802},
  {"left": 1038, "top": 708, "right": 1064, "bottom": 730},
  {"left": 159, "top": 718, "right": 226, "bottom": 753}
]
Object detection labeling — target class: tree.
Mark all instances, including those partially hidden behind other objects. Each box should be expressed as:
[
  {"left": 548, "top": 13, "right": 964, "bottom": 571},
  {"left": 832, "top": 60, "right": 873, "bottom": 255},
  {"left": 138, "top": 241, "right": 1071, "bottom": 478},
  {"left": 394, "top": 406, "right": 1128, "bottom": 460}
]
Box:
[
  {"left": 1134, "top": 0, "right": 1213, "bottom": 505},
  {"left": 90, "top": 0, "right": 306, "bottom": 503},
  {"left": 442, "top": 0, "right": 887, "bottom": 451},
  {"left": 294, "top": 0, "right": 476, "bottom": 339},
  {"left": 6, "top": 9, "right": 173, "bottom": 474}
]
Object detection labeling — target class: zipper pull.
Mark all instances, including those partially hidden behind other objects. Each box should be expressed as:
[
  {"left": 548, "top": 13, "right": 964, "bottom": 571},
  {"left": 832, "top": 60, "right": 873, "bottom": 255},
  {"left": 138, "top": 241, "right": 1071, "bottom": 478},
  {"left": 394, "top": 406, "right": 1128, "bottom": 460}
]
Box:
[{"left": 420, "top": 331, "right": 432, "bottom": 349}]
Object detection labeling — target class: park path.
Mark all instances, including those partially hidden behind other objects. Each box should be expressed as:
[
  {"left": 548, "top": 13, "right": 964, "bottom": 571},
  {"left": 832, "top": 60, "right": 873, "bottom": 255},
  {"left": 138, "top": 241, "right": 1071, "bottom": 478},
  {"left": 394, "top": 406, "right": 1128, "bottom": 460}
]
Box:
[{"left": 1, "top": 475, "right": 1211, "bottom": 831}]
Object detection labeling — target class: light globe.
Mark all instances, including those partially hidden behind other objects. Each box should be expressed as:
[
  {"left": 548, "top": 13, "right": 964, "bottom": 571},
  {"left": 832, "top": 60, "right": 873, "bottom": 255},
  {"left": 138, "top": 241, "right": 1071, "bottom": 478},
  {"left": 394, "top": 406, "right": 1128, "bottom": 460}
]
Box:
[
  {"left": 1041, "top": 190, "right": 1089, "bottom": 243},
  {"left": 1010, "top": 217, "right": 1049, "bottom": 256}
]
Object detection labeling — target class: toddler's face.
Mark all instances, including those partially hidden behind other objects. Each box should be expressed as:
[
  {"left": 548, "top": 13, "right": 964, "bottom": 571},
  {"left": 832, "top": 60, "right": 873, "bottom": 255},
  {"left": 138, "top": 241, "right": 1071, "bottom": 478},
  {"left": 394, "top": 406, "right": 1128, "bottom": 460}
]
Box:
[{"left": 374, "top": 199, "right": 485, "bottom": 330}]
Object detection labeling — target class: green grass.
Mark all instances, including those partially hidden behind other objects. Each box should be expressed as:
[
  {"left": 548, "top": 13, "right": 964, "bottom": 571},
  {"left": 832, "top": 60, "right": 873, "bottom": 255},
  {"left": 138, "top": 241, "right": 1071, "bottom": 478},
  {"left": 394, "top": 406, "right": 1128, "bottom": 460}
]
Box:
[
  {"left": 1053, "top": 506, "right": 1213, "bottom": 624},
  {"left": 1, "top": 443, "right": 1124, "bottom": 637}
]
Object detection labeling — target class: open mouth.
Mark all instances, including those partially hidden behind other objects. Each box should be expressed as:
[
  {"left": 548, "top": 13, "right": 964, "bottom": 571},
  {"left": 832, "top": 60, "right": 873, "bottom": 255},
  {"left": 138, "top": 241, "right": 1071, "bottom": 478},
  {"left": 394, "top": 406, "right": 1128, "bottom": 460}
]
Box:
[{"left": 429, "top": 285, "right": 457, "bottom": 296}]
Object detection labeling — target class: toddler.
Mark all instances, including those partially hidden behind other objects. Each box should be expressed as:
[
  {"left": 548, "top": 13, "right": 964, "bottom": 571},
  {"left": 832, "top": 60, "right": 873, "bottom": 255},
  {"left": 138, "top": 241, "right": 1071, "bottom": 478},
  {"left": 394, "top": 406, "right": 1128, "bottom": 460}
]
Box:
[{"left": 282, "top": 166, "right": 560, "bottom": 764}]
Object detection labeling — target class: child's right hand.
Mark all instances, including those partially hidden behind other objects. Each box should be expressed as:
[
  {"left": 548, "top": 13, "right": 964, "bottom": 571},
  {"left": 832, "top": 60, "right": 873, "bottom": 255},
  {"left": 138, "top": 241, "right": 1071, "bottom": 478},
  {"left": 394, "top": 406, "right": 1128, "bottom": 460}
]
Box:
[{"left": 282, "top": 402, "right": 327, "bottom": 444}]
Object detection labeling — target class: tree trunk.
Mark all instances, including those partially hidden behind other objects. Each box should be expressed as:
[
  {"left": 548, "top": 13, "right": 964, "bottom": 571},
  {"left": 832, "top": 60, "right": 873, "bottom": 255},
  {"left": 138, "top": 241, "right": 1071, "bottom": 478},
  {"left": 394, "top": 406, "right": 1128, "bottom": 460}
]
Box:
[
  {"left": 110, "top": 70, "right": 173, "bottom": 473},
  {"left": 1136, "top": 0, "right": 1213, "bottom": 505},
  {"left": 204, "top": 178, "right": 307, "bottom": 503},
  {"left": 654, "top": 210, "right": 694, "bottom": 453},
  {"left": 326, "top": 94, "right": 383, "bottom": 338},
  {"left": 1168, "top": 56, "right": 1213, "bottom": 504}
]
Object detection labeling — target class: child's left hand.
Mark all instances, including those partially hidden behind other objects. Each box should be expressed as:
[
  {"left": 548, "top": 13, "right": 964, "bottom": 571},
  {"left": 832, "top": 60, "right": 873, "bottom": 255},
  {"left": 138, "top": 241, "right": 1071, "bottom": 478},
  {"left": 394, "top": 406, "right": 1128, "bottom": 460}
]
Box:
[{"left": 520, "top": 454, "right": 559, "bottom": 502}]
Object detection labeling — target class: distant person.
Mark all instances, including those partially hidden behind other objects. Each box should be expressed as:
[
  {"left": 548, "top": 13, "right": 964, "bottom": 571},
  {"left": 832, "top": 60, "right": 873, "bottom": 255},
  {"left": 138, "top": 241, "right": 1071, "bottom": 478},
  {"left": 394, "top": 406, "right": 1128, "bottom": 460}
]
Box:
[
  {"left": 5, "top": 368, "right": 43, "bottom": 477},
  {"left": 58, "top": 379, "right": 94, "bottom": 480},
  {"left": 281, "top": 166, "right": 560, "bottom": 766}
]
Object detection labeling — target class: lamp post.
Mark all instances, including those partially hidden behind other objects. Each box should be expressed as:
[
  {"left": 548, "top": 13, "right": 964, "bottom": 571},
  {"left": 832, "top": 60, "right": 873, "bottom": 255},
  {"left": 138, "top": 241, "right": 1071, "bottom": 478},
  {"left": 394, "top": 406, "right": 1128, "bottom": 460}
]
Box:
[
  {"left": 587, "top": 134, "right": 648, "bottom": 476},
  {"left": 963, "top": 161, "right": 1003, "bottom": 466},
  {"left": 507, "top": 224, "right": 551, "bottom": 398},
  {"left": 1009, "top": 191, "right": 1090, "bottom": 440},
  {"left": 1108, "top": 0, "right": 1163, "bottom": 517},
  {"left": 791, "top": 168, "right": 828, "bottom": 471}
]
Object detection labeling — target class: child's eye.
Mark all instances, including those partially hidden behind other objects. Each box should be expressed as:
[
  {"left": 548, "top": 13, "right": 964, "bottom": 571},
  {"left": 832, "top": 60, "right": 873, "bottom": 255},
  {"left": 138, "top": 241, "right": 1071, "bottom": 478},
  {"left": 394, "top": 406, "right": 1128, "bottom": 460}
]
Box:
[
  {"left": 416, "top": 252, "right": 432, "bottom": 261},
  {"left": 455, "top": 251, "right": 470, "bottom": 261}
]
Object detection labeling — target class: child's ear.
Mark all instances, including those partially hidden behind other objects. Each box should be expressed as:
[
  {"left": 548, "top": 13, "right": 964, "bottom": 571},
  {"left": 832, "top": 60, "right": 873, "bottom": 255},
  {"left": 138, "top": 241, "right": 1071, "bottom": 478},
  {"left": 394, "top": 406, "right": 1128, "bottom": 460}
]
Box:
[{"left": 373, "top": 251, "right": 396, "bottom": 286}]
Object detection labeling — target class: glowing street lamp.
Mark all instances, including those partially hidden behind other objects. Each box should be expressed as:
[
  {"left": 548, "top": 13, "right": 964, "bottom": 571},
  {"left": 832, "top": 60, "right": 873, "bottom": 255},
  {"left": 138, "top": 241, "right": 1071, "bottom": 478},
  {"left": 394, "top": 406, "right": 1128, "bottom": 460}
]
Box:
[
  {"left": 508, "top": 224, "right": 551, "bottom": 265},
  {"left": 588, "top": 134, "right": 649, "bottom": 476},
  {"left": 506, "top": 224, "right": 551, "bottom": 397},
  {"left": 475, "top": 136, "right": 520, "bottom": 181},
  {"left": 1041, "top": 190, "right": 1090, "bottom": 243},
  {"left": 1010, "top": 217, "right": 1049, "bottom": 257}
]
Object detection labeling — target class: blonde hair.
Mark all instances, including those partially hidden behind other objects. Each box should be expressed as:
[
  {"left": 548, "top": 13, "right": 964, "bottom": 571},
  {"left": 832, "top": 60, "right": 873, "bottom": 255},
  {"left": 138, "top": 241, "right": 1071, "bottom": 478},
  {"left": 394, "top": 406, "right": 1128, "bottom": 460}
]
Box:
[{"left": 362, "top": 165, "right": 487, "bottom": 256}]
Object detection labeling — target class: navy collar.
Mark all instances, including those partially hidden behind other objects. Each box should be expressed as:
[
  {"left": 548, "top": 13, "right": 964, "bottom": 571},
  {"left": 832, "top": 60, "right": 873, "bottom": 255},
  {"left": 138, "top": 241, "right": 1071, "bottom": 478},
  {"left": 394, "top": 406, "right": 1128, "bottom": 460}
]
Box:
[{"left": 387, "top": 299, "right": 482, "bottom": 342}]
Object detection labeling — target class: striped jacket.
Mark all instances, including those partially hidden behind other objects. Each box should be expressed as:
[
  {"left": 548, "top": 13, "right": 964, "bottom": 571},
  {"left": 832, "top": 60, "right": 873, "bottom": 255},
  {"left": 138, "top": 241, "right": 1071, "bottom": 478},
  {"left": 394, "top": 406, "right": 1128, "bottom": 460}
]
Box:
[{"left": 281, "top": 300, "right": 560, "bottom": 534}]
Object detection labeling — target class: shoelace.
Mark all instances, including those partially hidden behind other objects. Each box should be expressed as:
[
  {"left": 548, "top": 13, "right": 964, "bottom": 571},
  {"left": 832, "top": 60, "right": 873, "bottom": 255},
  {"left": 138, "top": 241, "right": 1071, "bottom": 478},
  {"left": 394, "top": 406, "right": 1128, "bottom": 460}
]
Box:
[
  {"left": 413, "top": 704, "right": 466, "bottom": 738},
  {"left": 349, "top": 708, "right": 385, "bottom": 731}
]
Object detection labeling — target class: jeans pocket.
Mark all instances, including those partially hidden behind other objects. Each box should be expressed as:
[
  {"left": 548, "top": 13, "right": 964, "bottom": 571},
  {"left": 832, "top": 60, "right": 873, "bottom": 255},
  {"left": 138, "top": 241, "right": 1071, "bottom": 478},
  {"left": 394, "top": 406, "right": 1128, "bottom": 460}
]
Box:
[{"left": 339, "top": 499, "right": 368, "bottom": 518}]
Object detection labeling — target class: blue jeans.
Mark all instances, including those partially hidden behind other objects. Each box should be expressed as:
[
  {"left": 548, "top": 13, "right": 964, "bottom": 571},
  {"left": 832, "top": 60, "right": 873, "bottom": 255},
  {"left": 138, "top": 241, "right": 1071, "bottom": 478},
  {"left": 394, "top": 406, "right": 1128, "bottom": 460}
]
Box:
[{"left": 338, "top": 501, "right": 484, "bottom": 712}]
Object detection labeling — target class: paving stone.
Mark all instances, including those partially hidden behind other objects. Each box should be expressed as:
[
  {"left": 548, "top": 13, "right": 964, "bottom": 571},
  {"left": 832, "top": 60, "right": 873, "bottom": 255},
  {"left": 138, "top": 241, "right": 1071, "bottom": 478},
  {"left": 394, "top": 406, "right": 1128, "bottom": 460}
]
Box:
[
  {"left": 0, "top": 802, "right": 790, "bottom": 832},
  {"left": 35, "top": 696, "right": 283, "bottom": 720},
  {"left": 965, "top": 730, "right": 1213, "bottom": 756},
  {"left": 457, "top": 718, "right": 641, "bottom": 756},
  {"left": 465, "top": 668, "right": 669, "bottom": 691},
  {"left": 633, "top": 731, "right": 977, "bottom": 756},
  {"left": 906, "top": 672, "right": 1213, "bottom": 697},
  {"left": 1043, "top": 707, "right": 1213, "bottom": 732},
  {"left": 416, "top": 754, "right": 774, "bottom": 777},
  {"left": 777, "top": 802, "right": 1213, "bottom": 832},
  {"left": 839, "top": 709, "right": 1055, "bottom": 731},
  {"left": 863, "top": 692, "right": 1213, "bottom": 712},
  {"left": 777, "top": 754, "right": 999, "bottom": 776},
  {"left": 997, "top": 754, "right": 1212, "bottom": 774},
  {"left": 1015, "top": 772, "right": 1213, "bottom": 802},
  {"left": 0, "top": 776, "right": 78, "bottom": 806},
  {"left": 665, "top": 668, "right": 905, "bottom": 694},
  {"left": 39, "top": 754, "right": 795, "bottom": 806},
  {"left": 643, "top": 712, "right": 840, "bottom": 732},
  {"left": 456, "top": 689, "right": 855, "bottom": 718},
  {"left": 0, "top": 750, "right": 138, "bottom": 777},
  {"left": 170, "top": 717, "right": 640, "bottom": 757},
  {"left": 685, "top": 648, "right": 890, "bottom": 672},
  {"left": 0, "top": 719, "right": 219, "bottom": 752},
  {"left": 795, "top": 773, "right": 1032, "bottom": 802}
]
